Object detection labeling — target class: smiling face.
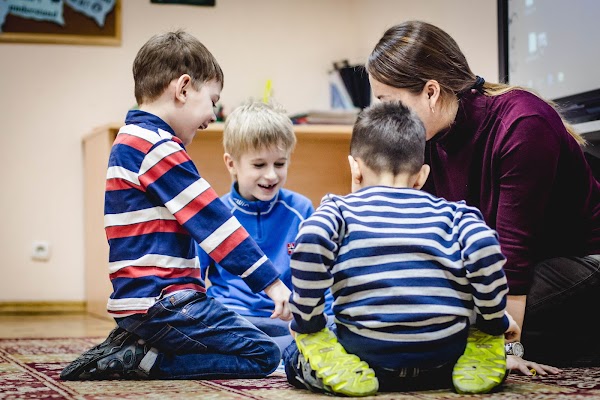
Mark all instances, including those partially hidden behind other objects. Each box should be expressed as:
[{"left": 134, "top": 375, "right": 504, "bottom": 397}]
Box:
[
  {"left": 225, "top": 144, "right": 290, "bottom": 202},
  {"left": 175, "top": 78, "right": 222, "bottom": 146}
]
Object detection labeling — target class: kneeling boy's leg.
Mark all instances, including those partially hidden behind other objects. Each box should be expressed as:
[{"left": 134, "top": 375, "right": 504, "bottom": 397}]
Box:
[
  {"left": 243, "top": 315, "right": 294, "bottom": 355},
  {"left": 60, "top": 326, "right": 149, "bottom": 380},
  {"left": 122, "top": 290, "right": 280, "bottom": 379}
]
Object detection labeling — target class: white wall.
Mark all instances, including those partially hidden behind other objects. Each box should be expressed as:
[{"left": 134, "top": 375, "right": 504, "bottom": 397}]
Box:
[{"left": 0, "top": 0, "right": 496, "bottom": 302}]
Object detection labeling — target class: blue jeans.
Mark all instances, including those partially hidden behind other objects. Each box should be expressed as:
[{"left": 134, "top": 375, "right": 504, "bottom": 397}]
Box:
[
  {"left": 242, "top": 315, "right": 293, "bottom": 356},
  {"left": 116, "top": 290, "right": 280, "bottom": 379},
  {"left": 522, "top": 255, "right": 600, "bottom": 366},
  {"left": 243, "top": 314, "right": 337, "bottom": 356}
]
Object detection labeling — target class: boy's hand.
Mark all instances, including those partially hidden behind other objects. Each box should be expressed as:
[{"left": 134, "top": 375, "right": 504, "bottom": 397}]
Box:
[{"left": 264, "top": 279, "right": 292, "bottom": 321}]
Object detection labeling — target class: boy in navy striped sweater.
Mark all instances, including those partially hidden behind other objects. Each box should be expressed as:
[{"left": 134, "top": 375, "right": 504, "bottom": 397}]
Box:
[
  {"left": 284, "top": 101, "right": 518, "bottom": 396},
  {"left": 61, "top": 30, "right": 291, "bottom": 381}
]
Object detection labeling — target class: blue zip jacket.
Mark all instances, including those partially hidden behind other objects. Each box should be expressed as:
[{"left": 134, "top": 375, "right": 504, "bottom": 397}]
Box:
[{"left": 200, "top": 183, "right": 333, "bottom": 317}]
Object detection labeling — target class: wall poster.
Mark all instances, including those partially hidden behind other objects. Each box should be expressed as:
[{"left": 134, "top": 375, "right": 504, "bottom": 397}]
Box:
[{"left": 0, "top": 0, "right": 121, "bottom": 46}]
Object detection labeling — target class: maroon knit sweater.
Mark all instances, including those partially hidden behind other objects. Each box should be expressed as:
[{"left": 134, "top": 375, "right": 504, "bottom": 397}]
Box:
[{"left": 423, "top": 90, "right": 600, "bottom": 294}]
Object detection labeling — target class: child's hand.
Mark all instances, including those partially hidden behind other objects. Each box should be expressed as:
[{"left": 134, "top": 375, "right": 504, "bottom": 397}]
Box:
[{"left": 264, "top": 279, "right": 292, "bottom": 321}]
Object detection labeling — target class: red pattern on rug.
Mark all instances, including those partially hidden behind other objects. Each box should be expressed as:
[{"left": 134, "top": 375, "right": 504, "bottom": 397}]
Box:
[{"left": 2, "top": 337, "right": 600, "bottom": 399}]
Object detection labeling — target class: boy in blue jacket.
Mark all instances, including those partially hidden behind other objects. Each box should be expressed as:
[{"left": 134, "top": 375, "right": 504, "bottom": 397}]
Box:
[{"left": 200, "top": 101, "right": 331, "bottom": 354}]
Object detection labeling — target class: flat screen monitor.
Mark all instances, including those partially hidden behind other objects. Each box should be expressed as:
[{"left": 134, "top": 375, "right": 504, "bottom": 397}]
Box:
[{"left": 498, "top": 0, "right": 600, "bottom": 123}]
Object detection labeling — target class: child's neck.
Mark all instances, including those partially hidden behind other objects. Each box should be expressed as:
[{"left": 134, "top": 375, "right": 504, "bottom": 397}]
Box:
[{"left": 362, "top": 170, "right": 415, "bottom": 189}]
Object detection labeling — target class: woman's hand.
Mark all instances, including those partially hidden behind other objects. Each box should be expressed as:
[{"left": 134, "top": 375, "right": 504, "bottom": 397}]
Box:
[{"left": 507, "top": 355, "right": 562, "bottom": 376}]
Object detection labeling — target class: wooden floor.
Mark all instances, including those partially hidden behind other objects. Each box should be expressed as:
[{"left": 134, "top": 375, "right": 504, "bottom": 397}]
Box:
[{"left": 0, "top": 314, "right": 116, "bottom": 339}]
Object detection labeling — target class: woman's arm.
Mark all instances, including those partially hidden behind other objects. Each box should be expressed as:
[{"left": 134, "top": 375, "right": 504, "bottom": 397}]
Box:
[{"left": 506, "top": 295, "right": 526, "bottom": 340}]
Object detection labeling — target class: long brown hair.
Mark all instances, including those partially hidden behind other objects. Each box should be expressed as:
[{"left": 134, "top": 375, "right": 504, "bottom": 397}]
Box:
[{"left": 366, "top": 20, "right": 585, "bottom": 145}]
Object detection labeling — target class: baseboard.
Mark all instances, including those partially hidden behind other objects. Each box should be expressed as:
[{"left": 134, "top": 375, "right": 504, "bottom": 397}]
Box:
[{"left": 0, "top": 301, "right": 86, "bottom": 315}]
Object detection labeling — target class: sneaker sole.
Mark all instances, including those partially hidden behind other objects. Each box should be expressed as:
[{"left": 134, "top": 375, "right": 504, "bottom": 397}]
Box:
[
  {"left": 60, "top": 329, "right": 132, "bottom": 380},
  {"left": 295, "top": 328, "right": 379, "bottom": 397},
  {"left": 452, "top": 328, "right": 507, "bottom": 394}
]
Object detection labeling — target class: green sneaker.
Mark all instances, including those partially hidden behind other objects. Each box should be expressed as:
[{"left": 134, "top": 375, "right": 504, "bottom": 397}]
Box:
[
  {"left": 295, "top": 327, "right": 378, "bottom": 397},
  {"left": 452, "top": 328, "right": 507, "bottom": 394}
]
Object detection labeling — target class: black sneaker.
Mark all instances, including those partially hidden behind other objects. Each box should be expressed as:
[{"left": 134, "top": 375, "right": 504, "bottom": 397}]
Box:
[{"left": 60, "top": 327, "right": 149, "bottom": 380}]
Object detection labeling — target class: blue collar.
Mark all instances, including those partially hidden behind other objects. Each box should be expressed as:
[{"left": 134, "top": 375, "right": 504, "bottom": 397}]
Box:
[
  {"left": 229, "top": 182, "right": 279, "bottom": 214},
  {"left": 125, "top": 109, "right": 177, "bottom": 137}
]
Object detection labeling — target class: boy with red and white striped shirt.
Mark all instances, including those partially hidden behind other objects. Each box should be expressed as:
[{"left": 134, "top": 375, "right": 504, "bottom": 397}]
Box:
[{"left": 61, "top": 30, "right": 290, "bottom": 381}]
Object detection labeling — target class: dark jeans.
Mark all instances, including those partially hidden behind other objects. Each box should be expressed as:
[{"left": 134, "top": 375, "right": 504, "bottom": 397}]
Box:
[
  {"left": 243, "top": 314, "right": 336, "bottom": 356},
  {"left": 116, "top": 290, "right": 281, "bottom": 379},
  {"left": 521, "top": 255, "right": 600, "bottom": 367},
  {"left": 242, "top": 315, "right": 294, "bottom": 356}
]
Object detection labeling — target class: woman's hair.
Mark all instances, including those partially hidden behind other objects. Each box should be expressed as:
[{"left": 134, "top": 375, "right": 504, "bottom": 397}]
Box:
[
  {"left": 133, "top": 30, "right": 224, "bottom": 105},
  {"left": 223, "top": 100, "right": 296, "bottom": 158},
  {"left": 366, "top": 20, "right": 584, "bottom": 144},
  {"left": 351, "top": 101, "right": 425, "bottom": 176}
]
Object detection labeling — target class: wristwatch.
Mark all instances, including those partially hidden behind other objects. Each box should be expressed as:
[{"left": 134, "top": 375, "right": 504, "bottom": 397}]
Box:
[{"left": 505, "top": 341, "right": 525, "bottom": 357}]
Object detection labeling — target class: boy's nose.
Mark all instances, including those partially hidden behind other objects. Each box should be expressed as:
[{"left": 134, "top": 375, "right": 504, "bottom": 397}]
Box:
[{"left": 264, "top": 167, "right": 277, "bottom": 180}]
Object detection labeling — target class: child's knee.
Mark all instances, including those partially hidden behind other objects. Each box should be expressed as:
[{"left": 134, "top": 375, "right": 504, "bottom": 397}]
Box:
[{"left": 259, "top": 339, "right": 281, "bottom": 376}]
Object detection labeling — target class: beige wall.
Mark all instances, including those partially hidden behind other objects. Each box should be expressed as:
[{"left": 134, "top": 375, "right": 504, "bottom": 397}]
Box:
[{"left": 0, "top": 0, "right": 497, "bottom": 302}]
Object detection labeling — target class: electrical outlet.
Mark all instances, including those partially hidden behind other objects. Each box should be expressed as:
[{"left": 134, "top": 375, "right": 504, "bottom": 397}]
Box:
[{"left": 31, "top": 241, "right": 51, "bottom": 261}]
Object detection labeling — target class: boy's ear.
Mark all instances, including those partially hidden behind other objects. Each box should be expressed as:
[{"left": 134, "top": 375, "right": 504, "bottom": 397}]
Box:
[
  {"left": 348, "top": 155, "right": 363, "bottom": 192},
  {"left": 223, "top": 153, "right": 237, "bottom": 177},
  {"left": 413, "top": 164, "right": 431, "bottom": 190},
  {"left": 175, "top": 74, "right": 192, "bottom": 103}
]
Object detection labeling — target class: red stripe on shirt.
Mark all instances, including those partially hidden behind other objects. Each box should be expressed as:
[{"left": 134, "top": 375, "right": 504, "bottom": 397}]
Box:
[
  {"left": 163, "top": 283, "right": 206, "bottom": 294},
  {"left": 109, "top": 309, "right": 143, "bottom": 316},
  {"left": 174, "top": 189, "right": 219, "bottom": 225},
  {"left": 209, "top": 227, "right": 249, "bottom": 263},
  {"left": 109, "top": 266, "right": 200, "bottom": 280},
  {"left": 115, "top": 133, "right": 154, "bottom": 153},
  {"left": 106, "top": 220, "right": 188, "bottom": 240},
  {"left": 106, "top": 178, "right": 142, "bottom": 192},
  {"left": 139, "top": 150, "right": 189, "bottom": 187}
]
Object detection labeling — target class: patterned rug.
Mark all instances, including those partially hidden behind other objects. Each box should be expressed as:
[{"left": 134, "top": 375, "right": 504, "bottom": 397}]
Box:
[{"left": 2, "top": 337, "right": 600, "bottom": 399}]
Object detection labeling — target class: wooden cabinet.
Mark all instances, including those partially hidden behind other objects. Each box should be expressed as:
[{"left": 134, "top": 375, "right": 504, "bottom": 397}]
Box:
[{"left": 83, "top": 122, "right": 352, "bottom": 319}]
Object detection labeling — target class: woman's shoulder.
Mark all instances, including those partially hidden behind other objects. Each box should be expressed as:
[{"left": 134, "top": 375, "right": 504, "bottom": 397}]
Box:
[{"left": 488, "top": 89, "right": 558, "bottom": 120}]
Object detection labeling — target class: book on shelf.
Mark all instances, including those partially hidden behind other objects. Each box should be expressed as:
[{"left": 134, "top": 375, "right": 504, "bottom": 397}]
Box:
[{"left": 290, "top": 109, "right": 359, "bottom": 125}]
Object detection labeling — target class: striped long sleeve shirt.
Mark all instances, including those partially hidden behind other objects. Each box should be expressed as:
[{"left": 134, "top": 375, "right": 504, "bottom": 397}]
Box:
[
  {"left": 289, "top": 186, "right": 509, "bottom": 369},
  {"left": 104, "top": 110, "right": 279, "bottom": 317}
]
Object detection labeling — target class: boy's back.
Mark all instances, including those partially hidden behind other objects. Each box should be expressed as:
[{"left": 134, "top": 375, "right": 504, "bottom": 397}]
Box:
[
  {"left": 284, "top": 101, "right": 510, "bottom": 396},
  {"left": 290, "top": 185, "right": 507, "bottom": 368}
]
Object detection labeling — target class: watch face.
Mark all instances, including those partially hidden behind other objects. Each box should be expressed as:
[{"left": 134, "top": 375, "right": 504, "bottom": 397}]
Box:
[{"left": 506, "top": 342, "right": 525, "bottom": 357}]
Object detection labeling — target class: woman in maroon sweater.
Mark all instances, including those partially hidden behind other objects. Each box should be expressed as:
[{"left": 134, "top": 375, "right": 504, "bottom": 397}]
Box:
[{"left": 367, "top": 20, "right": 600, "bottom": 373}]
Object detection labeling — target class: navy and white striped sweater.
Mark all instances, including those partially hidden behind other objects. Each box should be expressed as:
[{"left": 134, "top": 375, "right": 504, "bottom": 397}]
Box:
[
  {"left": 289, "top": 186, "right": 509, "bottom": 369},
  {"left": 104, "top": 110, "right": 279, "bottom": 317}
]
